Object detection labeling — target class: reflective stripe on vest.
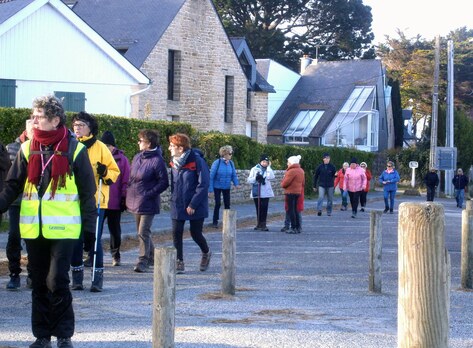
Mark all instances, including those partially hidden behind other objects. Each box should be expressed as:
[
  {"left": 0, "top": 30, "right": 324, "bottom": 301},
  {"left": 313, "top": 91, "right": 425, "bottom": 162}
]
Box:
[{"left": 19, "top": 140, "right": 84, "bottom": 239}]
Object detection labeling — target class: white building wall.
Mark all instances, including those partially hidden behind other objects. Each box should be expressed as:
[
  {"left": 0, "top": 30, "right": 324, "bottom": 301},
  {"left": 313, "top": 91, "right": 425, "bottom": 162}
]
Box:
[
  {"left": 264, "top": 60, "right": 300, "bottom": 123},
  {"left": 15, "top": 80, "right": 135, "bottom": 116},
  {"left": 0, "top": 3, "right": 144, "bottom": 116}
]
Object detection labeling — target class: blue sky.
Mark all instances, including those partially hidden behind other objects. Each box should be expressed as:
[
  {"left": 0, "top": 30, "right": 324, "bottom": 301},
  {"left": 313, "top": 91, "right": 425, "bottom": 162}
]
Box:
[{"left": 363, "top": 0, "right": 471, "bottom": 43}]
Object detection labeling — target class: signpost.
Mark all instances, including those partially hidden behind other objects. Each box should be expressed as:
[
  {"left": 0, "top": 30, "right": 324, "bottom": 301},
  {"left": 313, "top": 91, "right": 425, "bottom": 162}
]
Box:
[{"left": 409, "top": 161, "right": 419, "bottom": 188}]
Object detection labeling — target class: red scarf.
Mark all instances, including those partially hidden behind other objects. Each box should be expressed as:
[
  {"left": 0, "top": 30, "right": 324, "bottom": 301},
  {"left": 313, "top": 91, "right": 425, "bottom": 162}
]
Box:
[{"left": 26, "top": 125, "right": 70, "bottom": 198}]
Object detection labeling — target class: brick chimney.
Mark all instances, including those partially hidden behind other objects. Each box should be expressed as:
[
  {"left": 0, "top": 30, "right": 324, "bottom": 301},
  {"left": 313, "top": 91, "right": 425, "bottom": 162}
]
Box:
[{"left": 300, "top": 54, "right": 313, "bottom": 74}]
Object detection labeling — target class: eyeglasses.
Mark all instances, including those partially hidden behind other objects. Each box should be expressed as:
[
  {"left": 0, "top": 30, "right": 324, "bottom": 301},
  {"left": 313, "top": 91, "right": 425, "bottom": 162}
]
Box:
[
  {"left": 387, "top": 165, "right": 392, "bottom": 167},
  {"left": 72, "top": 123, "right": 87, "bottom": 128},
  {"left": 31, "top": 115, "right": 48, "bottom": 120}
]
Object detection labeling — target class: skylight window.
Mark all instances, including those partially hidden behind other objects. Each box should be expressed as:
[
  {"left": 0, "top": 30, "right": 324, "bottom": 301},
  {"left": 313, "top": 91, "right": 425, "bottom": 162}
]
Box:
[{"left": 284, "top": 110, "right": 324, "bottom": 144}]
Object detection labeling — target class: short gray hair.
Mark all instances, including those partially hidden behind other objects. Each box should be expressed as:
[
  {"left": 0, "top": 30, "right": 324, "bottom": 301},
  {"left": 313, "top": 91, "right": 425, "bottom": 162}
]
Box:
[
  {"left": 32, "top": 95, "right": 66, "bottom": 126},
  {"left": 219, "top": 145, "right": 233, "bottom": 156}
]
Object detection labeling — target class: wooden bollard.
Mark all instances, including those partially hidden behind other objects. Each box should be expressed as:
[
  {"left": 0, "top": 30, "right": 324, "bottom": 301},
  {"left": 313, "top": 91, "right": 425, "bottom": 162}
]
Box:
[
  {"left": 461, "top": 206, "right": 473, "bottom": 289},
  {"left": 369, "top": 210, "right": 383, "bottom": 293},
  {"left": 398, "top": 202, "right": 449, "bottom": 348},
  {"left": 222, "top": 209, "right": 236, "bottom": 295},
  {"left": 152, "top": 247, "right": 176, "bottom": 348}
]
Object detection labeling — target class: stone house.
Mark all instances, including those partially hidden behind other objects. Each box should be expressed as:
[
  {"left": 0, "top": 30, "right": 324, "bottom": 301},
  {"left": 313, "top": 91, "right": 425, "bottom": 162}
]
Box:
[{"left": 72, "top": 0, "right": 273, "bottom": 143}]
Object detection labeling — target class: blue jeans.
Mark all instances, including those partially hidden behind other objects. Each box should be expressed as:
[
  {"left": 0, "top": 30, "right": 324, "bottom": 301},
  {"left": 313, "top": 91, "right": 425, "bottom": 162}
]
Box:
[
  {"left": 383, "top": 190, "right": 396, "bottom": 211},
  {"left": 455, "top": 189, "right": 465, "bottom": 208},
  {"left": 317, "top": 186, "right": 334, "bottom": 213},
  {"left": 340, "top": 189, "right": 348, "bottom": 208}
]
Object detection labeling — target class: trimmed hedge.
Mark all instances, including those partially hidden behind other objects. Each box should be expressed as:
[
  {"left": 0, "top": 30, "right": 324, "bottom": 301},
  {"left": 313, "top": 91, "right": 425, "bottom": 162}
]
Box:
[{"left": 0, "top": 107, "right": 375, "bottom": 194}]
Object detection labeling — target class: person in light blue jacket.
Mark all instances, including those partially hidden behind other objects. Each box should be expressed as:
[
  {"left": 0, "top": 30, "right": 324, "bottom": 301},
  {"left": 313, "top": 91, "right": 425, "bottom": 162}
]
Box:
[
  {"left": 208, "top": 145, "right": 240, "bottom": 227},
  {"left": 379, "top": 161, "right": 400, "bottom": 214}
]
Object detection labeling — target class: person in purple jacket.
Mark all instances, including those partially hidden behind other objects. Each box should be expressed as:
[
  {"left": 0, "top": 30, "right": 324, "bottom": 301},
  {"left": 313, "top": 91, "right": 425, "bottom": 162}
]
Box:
[
  {"left": 100, "top": 131, "right": 130, "bottom": 267},
  {"left": 169, "top": 133, "right": 211, "bottom": 274},
  {"left": 126, "top": 130, "right": 169, "bottom": 273}
]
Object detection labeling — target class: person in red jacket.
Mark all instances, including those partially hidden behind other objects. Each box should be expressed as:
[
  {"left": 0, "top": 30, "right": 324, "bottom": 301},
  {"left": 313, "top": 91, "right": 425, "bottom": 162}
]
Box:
[
  {"left": 359, "top": 162, "right": 372, "bottom": 212},
  {"left": 281, "top": 155, "right": 305, "bottom": 234},
  {"left": 334, "top": 162, "right": 349, "bottom": 211}
]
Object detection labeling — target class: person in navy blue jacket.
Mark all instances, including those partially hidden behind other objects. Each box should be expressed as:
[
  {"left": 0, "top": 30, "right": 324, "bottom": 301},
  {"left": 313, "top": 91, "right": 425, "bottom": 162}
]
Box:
[
  {"left": 126, "top": 130, "right": 169, "bottom": 273},
  {"left": 169, "top": 133, "right": 211, "bottom": 274},
  {"left": 208, "top": 145, "right": 239, "bottom": 227},
  {"left": 379, "top": 161, "right": 400, "bottom": 213}
]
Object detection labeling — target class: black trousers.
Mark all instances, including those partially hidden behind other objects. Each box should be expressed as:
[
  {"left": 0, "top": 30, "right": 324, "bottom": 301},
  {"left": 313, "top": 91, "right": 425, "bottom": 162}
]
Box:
[
  {"left": 25, "top": 236, "right": 76, "bottom": 339},
  {"left": 360, "top": 191, "right": 368, "bottom": 207},
  {"left": 348, "top": 191, "right": 361, "bottom": 213},
  {"left": 172, "top": 218, "right": 209, "bottom": 261},
  {"left": 286, "top": 194, "right": 300, "bottom": 229},
  {"left": 426, "top": 186, "right": 436, "bottom": 201},
  {"left": 6, "top": 204, "right": 30, "bottom": 276},
  {"left": 253, "top": 197, "right": 269, "bottom": 226},
  {"left": 212, "top": 188, "right": 231, "bottom": 224},
  {"left": 103, "top": 209, "right": 122, "bottom": 259}
]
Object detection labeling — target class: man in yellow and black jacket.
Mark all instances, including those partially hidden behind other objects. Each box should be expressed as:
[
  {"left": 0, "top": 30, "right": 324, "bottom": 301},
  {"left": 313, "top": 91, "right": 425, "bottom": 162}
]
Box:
[{"left": 0, "top": 95, "right": 97, "bottom": 348}]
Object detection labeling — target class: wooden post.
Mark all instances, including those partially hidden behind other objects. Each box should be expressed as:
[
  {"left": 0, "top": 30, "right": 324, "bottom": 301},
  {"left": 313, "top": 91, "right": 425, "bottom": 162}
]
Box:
[
  {"left": 369, "top": 210, "right": 383, "bottom": 293},
  {"left": 398, "top": 202, "right": 449, "bottom": 348},
  {"left": 222, "top": 209, "right": 236, "bottom": 295},
  {"left": 152, "top": 247, "right": 176, "bottom": 348},
  {"left": 461, "top": 208, "right": 473, "bottom": 289}
]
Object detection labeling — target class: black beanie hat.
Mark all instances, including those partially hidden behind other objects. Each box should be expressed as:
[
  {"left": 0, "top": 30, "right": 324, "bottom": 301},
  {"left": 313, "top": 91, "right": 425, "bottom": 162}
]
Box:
[
  {"left": 260, "top": 154, "right": 269, "bottom": 162},
  {"left": 350, "top": 157, "right": 358, "bottom": 164},
  {"left": 101, "top": 130, "right": 116, "bottom": 147}
]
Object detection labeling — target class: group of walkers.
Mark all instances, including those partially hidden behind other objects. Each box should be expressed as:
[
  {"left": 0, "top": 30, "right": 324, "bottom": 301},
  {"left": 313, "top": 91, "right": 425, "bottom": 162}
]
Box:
[
  {"left": 0, "top": 96, "right": 211, "bottom": 348},
  {"left": 313, "top": 154, "right": 394, "bottom": 218},
  {"left": 0, "top": 95, "right": 471, "bottom": 348}
]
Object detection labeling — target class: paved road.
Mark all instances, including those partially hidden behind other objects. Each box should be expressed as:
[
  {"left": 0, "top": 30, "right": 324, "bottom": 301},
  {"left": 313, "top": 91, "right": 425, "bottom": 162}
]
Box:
[{"left": 0, "top": 192, "right": 472, "bottom": 347}]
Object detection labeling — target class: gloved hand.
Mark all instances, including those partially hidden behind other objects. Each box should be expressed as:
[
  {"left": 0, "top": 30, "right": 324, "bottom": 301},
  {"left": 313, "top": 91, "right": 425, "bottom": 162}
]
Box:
[
  {"left": 120, "top": 197, "right": 127, "bottom": 212},
  {"left": 255, "top": 172, "right": 265, "bottom": 185},
  {"left": 96, "top": 162, "right": 107, "bottom": 178},
  {"left": 83, "top": 232, "right": 96, "bottom": 253}
]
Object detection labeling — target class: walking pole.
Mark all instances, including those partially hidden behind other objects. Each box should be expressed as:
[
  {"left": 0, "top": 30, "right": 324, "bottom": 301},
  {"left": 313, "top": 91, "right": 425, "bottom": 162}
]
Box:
[
  {"left": 257, "top": 182, "right": 261, "bottom": 228},
  {"left": 92, "top": 178, "right": 102, "bottom": 282}
]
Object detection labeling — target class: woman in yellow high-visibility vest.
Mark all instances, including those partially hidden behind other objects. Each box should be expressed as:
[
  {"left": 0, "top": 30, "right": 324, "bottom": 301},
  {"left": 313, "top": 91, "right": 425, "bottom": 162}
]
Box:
[{"left": 0, "top": 95, "right": 97, "bottom": 348}]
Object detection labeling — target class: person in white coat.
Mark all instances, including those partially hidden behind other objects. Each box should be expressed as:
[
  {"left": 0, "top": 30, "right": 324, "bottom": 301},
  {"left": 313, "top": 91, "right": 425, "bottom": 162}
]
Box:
[{"left": 247, "top": 154, "right": 275, "bottom": 231}]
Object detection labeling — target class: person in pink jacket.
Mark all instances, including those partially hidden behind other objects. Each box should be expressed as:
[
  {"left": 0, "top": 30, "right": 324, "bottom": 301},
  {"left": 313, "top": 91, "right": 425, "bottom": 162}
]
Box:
[{"left": 343, "top": 158, "right": 366, "bottom": 218}]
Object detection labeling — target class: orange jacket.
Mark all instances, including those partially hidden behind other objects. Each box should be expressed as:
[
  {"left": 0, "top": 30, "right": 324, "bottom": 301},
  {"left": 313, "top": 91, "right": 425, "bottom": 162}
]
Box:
[{"left": 281, "top": 164, "right": 305, "bottom": 195}]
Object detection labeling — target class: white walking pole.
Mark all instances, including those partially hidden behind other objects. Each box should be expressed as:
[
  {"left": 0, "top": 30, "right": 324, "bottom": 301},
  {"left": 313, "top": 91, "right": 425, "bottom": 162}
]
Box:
[{"left": 92, "top": 178, "right": 102, "bottom": 281}]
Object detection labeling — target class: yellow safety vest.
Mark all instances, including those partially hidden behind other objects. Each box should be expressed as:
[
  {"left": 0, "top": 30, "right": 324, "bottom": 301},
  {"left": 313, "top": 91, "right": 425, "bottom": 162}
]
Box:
[{"left": 19, "top": 140, "right": 84, "bottom": 239}]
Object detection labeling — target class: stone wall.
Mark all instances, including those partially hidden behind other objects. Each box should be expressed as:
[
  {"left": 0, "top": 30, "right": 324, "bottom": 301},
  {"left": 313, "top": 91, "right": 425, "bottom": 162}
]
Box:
[{"left": 160, "top": 169, "right": 285, "bottom": 210}]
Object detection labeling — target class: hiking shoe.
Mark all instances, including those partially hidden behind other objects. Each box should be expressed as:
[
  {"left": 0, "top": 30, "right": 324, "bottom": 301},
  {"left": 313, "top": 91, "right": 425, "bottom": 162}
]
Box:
[
  {"left": 253, "top": 226, "right": 261, "bottom": 230},
  {"left": 383, "top": 208, "right": 389, "bottom": 213},
  {"left": 340, "top": 207, "right": 347, "bottom": 211},
  {"left": 57, "top": 337, "right": 73, "bottom": 348},
  {"left": 317, "top": 211, "right": 322, "bottom": 216},
  {"left": 112, "top": 257, "right": 121, "bottom": 267},
  {"left": 6, "top": 274, "right": 20, "bottom": 291},
  {"left": 29, "top": 337, "right": 51, "bottom": 348},
  {"left": 360, "top": 207, "right": 365, "bottom": 212},
  {"left": 211, "top": 222, "right": 219, "bottom": 228},
  {"left": 134, "top": 262, "right": 147, "bottom": 273},
  {"left": 176, "top": 260, "right": 185, "bottom": 274},
  {"left": 390, "top": 210, "right": 394, "bottom": 214},
  {"left": 200, "top": 251, "right": 212, "bottom": 271},
  {"left": 260, "top": 226, "right": 269, "bottom": 231},
  {"left": 280, "top": 226, "right": 289, "bottom": 232}
]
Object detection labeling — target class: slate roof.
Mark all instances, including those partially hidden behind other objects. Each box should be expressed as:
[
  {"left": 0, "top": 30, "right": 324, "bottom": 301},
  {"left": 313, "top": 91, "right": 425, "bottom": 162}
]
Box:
[
  {"left": 230, "top": 37, "right": 275, "bottom": 93},
  {"left": 0, "top": 0, "right": 35, "bottom": 24},
  {"left": 268, "top": 59, "right": 384, "bottom": 137},
  {"left": 72, "top": 0, "right": 187, "bottom": 68}
]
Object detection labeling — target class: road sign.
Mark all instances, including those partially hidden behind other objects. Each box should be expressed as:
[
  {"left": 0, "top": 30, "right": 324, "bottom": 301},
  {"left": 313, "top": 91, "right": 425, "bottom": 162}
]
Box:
[
  {"left": 409, "top": 161, "right": 419, "bottom": 168},
  {"left": 436, "top": 147, "right": 457, "bottom": 170}
]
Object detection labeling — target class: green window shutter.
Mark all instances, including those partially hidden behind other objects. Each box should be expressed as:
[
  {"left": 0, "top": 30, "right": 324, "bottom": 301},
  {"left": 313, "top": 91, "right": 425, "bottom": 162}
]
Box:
[
  {"left": 55, "top": 91, "right": 85, "bottom": 112},
  {"left": 0, "top": 79, "right": 16, "bottom": 107}
]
